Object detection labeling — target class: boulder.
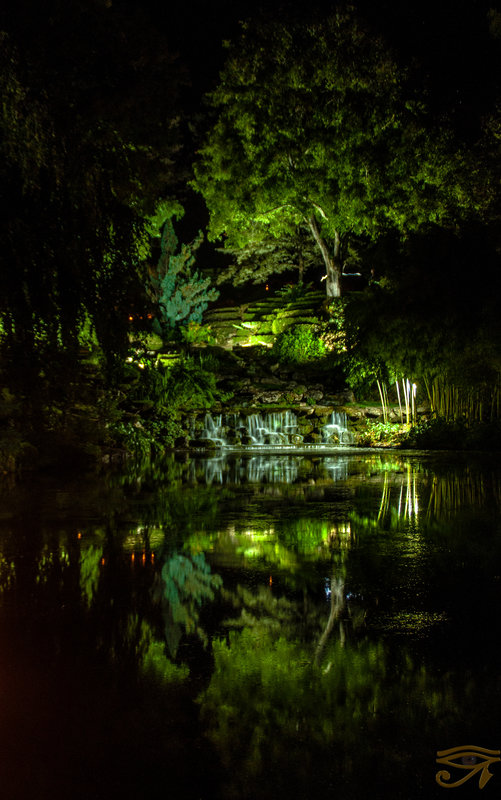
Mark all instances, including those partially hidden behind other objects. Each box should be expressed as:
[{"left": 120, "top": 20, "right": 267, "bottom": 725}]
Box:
[{"left": 189, "top": 438, "right": 222, "bottom": 449}]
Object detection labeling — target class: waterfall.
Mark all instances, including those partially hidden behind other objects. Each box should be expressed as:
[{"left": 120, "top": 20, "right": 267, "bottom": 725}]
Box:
[
  {"left": 245, "top": 411, "right": 299, "bottom": 445},
  {"left": 193, "top": 410, "right": 353, "bottom": 449},
  {"left": 322, "top": 411, "right": 354, "bottom": 446},
  {"left": 200, "top": 413, "right": 226, "bottom": 447}
]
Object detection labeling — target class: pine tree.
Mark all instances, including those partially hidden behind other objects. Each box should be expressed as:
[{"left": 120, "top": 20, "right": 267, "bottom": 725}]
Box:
[{"left": 149, "top": 220, "right": 219, "bottom": 335}]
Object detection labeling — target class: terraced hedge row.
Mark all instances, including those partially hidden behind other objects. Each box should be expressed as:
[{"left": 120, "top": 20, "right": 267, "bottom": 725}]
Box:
[{"left": 204, "top": 290, "right": 325, "bottom": 348}]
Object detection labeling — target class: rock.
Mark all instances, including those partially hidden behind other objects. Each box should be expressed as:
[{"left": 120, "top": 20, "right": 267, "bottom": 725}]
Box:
[
  {"left": 189, "top": 438, "right": 222, "bottom": 449},
  {"left": 259, "top": 391, "right": 284, "bottom": 403},
  {"left": 225, "top": 431, "right": 242, "bottom": 445},
  {"left": 313, "top": 406, "right": 333, "bottom": 417},
  {"left": 364, "top": 407, "right": 383, "bottom": 419},
  {"left": 331, "top": 389, "right": 355, "bottom": 404},
  {"left": 285, "top": 392, "right": 304, "bottom": 403},
  {"left": 304, "top": 432, "right": 323, "bottom": 443},
  {"left": 260, "top": 376, "right": 285, "bottom": 386},
  {"left": 297, "top": 407, "right": 315, "bottom": 416},
  {"left": 297, "top": 420, "right": 315, "bottom": 435}
]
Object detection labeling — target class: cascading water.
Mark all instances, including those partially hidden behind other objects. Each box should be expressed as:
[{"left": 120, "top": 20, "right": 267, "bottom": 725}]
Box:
[
  {"left": 194, "top": 409, "right": 353, "bottom": 449},
  {"left": 245, "top": 410, "right": 299, "bottom": 445},
  {"left": 322, "top": 411, "right": 354, "bottom": 446},
  {"left": 200, "top": 413, "right": 227, "bottom": 447}
]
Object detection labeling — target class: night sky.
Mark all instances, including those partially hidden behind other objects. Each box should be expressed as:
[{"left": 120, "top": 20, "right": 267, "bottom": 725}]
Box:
[
  {"left": 153, "top": 0, "right": 500, "bottom": 113},
  {"left": 106, "top": 0, "right": 500, "bottom": 115}
]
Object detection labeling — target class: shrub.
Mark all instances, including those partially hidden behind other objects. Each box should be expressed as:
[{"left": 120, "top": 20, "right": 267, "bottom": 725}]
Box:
[
  {"left": 355, "top": 420, "right": 407, "bottom": 447},
  {"left": 401, "top": 418, "right": 501, "bottom": 451},
  {"left": 165, "top": 356, "right": 219, "bottom": 410},
  {"left": 180, "top": 321, "right": 216, "bottom": 345},
  {"left": 400, "top": 418, "right": 466, "bottom": 450},
  {"left": 275, "top": 281, "right": 315, "bottom": 301},
  {"left": 271, "top": 324, "right": 327, "bottom": 365}
]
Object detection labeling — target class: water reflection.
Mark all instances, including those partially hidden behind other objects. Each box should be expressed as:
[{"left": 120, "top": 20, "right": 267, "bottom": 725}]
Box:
[
  {"left": 0, "top": 452, "right": 501, "bottom": 799},
  {"left": 188, "top": 453, "right": 351, "bottom": 485}
]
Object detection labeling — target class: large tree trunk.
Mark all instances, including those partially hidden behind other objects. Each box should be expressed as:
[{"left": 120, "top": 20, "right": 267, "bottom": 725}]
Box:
[{"left": 307, "top": 215, "right": 342, "bottom": 298}]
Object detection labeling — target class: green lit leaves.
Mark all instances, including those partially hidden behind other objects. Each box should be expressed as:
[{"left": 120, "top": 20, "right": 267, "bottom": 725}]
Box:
[
  {"left": 149, "top": 219, "right": 219, "bottom": 333},
  {"left": 159, "top": 552, "right": 222, "bottom": 656},
  {"left": 193, "top": 9, "right": 477, "bottom": 299}
]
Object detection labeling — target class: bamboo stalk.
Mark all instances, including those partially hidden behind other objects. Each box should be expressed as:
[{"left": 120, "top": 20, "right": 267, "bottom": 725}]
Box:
[
  {"left": 376, "top": 379, "right": 387, "bottom": 423},
  {"left": 396, "top": 380, "right": 403, "bottom": 422}
]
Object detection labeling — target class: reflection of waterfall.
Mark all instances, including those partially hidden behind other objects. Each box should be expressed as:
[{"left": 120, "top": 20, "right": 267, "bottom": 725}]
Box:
[
  {"left": 190, "top": 454, "right": 353, "bottom": 485},
  {"left": 198, "top": 456, "right": 226, "bottom": 485},
  {"left": 191, "top": 455, "right": 301, "bottom": 484},
  {"left": 245, "top": 456, "right": 299, "bottom": 483},
  {"left": 323, "top": 457, "right": 350, "bottom": 482},
  {"left": 195, "top": 410, "right": 352, "bottom": 449},
  {"left": 322, "top": 411, "right": 354, "bottom": 446}
]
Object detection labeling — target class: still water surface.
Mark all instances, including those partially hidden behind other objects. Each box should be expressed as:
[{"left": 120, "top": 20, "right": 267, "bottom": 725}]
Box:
[{"left": 1, "top": 450, "right": 501, "bottom": 799}]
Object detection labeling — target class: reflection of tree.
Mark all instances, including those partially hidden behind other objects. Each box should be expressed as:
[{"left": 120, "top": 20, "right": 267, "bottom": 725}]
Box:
[
  {"left": 79, "top": 545, "right": 103, "bottom": 607},
  {"left": 157, "top": 553, "right": 222, "bottom": 657},
  {"left": 199, "top": 630, "right": 462, "bottom": 799},
  {"left": 0, "top": 553, "right": 15, "bottom": 593},
  {"left": 352, "top": 459, "right": 501, "bottom": 533},
  {"left": 426, "top": 466, "right": 501, "bottom": 520},
  {"left": 314, "top": 574, "right": 345, "bottom": 666}
]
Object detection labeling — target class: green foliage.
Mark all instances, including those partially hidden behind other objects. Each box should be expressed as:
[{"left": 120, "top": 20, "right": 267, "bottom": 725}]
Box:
[
  {"left": 400, "top": 417, "right": 467, "bottom": 450},
  {"left": 275, "top": 282, "right": 315, "bottom": 302},
  {"left": 127, "top": 356, "right": 170, "bottom": 406},
  {"left": 159, "top": 552, "right": 222, "bottom": 657},
  {"left": 0, "top": 2, "right": 185, "bottom": 392},
  {"left": 145, "top": 198, "right": 185, "bottom": 239},
  {"left": 164, "top": 354, "right": 229, "bottom": 410},
  {"left": 108, "top": 419, "right": 155, "bottom": 459},
  {"left": 141, "top": 640, "right": 189, "bottom": 683},
  {"left": 179, "top": 321, "right": 216, "bottom": 346},
  {"left": 355, "top": 420, "right": 407, "bottom": 448},
  {"left": 79, "top": 546, "right": 103, "bottom": 608},
  {"left": 199, "top": 627, "right": 459, "bottom": 797},
  {"left": 271, "top": 324, "right": 327, "bottom": 365},
  {"left": 216, "top": 227, "right": 319, "bottom": 287},
  {"left": 149, "top": 219, "right": 219, "bottom": 336},
  {"left": 193, "top": 10, "right": 475, "bottom": 297},
  {"left": 338, "top": 224, "right": 501, "bottom": 413}
]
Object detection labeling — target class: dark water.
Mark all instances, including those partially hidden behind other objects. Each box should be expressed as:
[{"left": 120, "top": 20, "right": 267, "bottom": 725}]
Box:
[{"left": 1, "top": 450, "right": 501, "bottom": 799}]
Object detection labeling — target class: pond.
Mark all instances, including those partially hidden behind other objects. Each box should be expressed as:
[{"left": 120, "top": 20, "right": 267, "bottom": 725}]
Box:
[{"left": 1, "top": 450, "right": 501, "bottom": 799}]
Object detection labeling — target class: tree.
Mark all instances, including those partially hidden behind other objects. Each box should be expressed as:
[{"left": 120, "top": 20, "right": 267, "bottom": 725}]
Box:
[
  {"left": 0, "top": 0, "right": 185, "bottom": 390},
  {"left": 192, "top": 9, "right": 477, "bottom": 298},
  {"left": 148, "top": 218, "right": 219, "bottom": 335},
  {"left": 215, "top": 223, "right": 319, "bottom": 287}
]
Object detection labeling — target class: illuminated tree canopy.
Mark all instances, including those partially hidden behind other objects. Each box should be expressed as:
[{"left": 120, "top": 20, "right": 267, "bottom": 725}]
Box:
[{"left": 193, "top": 10, "right": 478, "bottom": 297}]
